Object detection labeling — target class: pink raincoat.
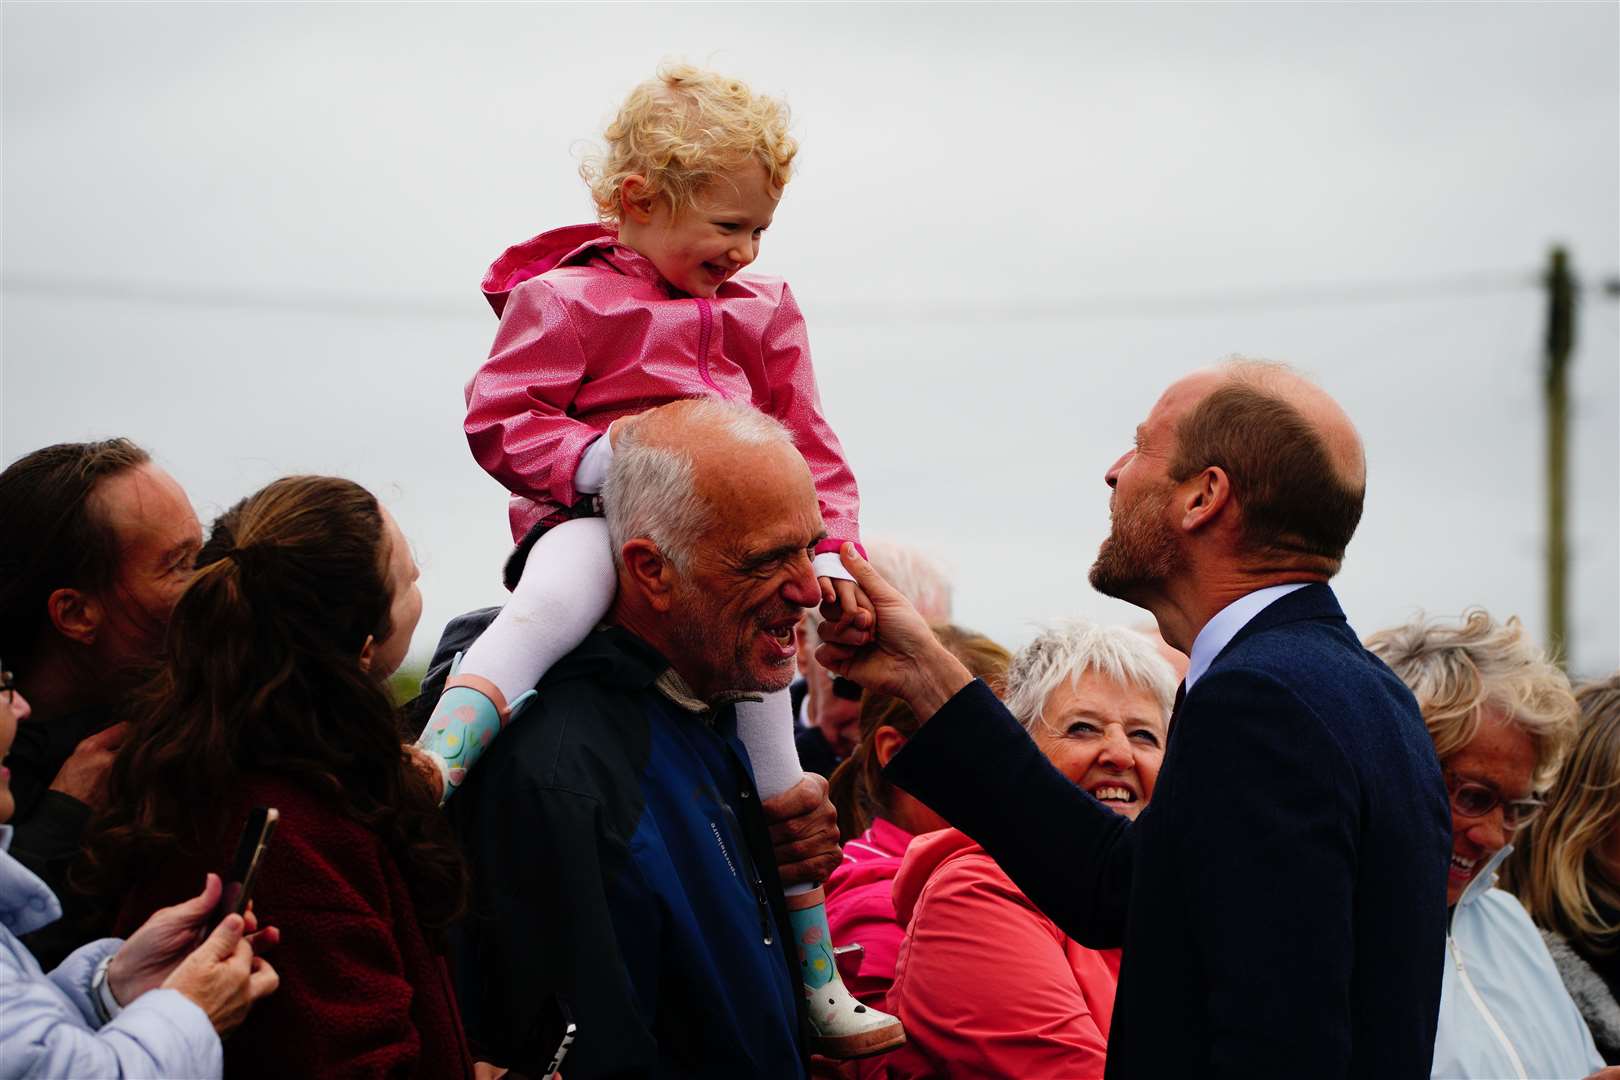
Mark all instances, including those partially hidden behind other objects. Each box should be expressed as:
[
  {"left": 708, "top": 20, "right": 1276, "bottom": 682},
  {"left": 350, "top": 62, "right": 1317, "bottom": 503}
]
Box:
[
  {"left": 824, "top": 817, "right": 916, "bottom": 1009},
  {"left": 869, "top": 827, "right": 1122, "bottom": 1079},
  {"left": 468, "top": 224, "right": 861, "bottom": 550}
]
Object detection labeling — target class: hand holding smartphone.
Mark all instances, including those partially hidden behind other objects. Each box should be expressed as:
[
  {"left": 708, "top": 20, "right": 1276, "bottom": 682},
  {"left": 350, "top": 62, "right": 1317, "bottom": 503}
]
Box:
[{"left": 210, "top": 806, "right": 279, "bottom": 932}]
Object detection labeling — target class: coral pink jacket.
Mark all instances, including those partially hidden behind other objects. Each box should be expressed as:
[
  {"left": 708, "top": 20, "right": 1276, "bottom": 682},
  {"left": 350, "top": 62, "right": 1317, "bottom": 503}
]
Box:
[
  {"left": 825, "top": 817, "right": 916, "bottom": 1008},
  {"left": 469, "top": 224, "right": 861, "bottom": 550},
  {"left": 874, "top": 827, "right": 1122, "bottom": 1080}
]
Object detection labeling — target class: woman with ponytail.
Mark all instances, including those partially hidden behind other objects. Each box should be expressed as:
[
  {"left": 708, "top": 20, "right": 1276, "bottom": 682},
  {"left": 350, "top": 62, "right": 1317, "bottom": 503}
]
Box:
[{"left": 82, "top": 476, "right": 474, "bottom": 1079}]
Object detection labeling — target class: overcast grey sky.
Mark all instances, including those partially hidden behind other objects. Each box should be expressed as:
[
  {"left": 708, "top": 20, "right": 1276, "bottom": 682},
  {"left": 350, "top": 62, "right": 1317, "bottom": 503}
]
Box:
[{"left": 4, "top": 2, "right": 1617, "bottom": 675}]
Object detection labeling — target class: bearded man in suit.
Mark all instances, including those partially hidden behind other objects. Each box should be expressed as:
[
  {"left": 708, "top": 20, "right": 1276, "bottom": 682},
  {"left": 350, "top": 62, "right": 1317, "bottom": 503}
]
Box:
[{"left": 815, "top": 359, "right": 1452, "bottom": 1080}]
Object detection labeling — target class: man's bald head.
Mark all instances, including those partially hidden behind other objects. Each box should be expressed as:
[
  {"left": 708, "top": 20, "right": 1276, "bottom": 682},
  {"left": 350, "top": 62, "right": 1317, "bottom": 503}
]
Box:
[
  {"left": 603, "top": 398, "right": 810, "bottom": 572},
  {"left": 603, "top": 397, "right": 826, "bottom": 700},
  {"left": 1167, "top": 359, "right": 1366, "bottom": 575}
]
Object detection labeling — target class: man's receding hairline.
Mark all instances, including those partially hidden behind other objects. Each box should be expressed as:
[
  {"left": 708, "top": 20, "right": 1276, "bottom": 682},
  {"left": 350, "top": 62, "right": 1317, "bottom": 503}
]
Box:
[
  {"left": 1203, "top": 361, "right": 1365, "bottom": 493},
  {"left": 83, "top": 458, "right": 156, "bottom": 550}
]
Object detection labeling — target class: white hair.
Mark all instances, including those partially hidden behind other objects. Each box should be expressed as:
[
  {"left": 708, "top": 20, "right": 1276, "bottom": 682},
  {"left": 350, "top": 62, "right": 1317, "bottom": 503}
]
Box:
[
  {"left": 1004, "top": 619, "right": 1178, "bottom": 734},
  {"left": 602, "top": 399, "right": 792, "bottom": 572},
  {"left": 865, "top": 539, "right": 953, "bottom": 622}
]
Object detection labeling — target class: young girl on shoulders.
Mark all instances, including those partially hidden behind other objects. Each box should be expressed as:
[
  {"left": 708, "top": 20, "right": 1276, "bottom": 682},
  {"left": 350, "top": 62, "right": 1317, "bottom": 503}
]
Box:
[{"left": 416, "top": 64, "right": 902, "bottom": 1059}]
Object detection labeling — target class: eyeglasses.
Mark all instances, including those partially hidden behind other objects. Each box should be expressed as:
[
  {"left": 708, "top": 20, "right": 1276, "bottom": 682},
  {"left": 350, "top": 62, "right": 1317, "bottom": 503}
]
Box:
[
  {"left": 0, "top": 667, "right": 14, "bottom": 707},
  {"left": 1446, "top": 772, "right": 1544, "bottom": 833}
]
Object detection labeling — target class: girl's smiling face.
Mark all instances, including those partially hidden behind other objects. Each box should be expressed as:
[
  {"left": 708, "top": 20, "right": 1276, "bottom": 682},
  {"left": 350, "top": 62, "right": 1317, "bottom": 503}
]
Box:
[
  {"left": 618, "top": 157, "right": 779, "bottom": 298},
  {"left": 1032, "top": 669, "right": 1167, "bottom": 820}
]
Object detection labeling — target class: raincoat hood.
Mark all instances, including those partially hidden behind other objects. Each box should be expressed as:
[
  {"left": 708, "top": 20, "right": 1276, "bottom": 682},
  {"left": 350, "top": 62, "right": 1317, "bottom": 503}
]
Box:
[
  {"left": 481, "top": 224, "right": 667, "bottom": 316},
  {"left": 829, "top": 818, "right": 913, "bottom": 897},
  {"left": 892, "top": 827, "right": 982, "bottom": 926}
]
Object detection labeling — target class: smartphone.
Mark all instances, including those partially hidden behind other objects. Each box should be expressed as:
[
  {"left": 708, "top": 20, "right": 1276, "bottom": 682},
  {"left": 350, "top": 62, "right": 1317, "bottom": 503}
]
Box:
[
  {"left": 540, "top": 994, "right": 576, "bottom": 1078},
  {"left": 210, "top": 806, "right": 279, "bottom": 930}
]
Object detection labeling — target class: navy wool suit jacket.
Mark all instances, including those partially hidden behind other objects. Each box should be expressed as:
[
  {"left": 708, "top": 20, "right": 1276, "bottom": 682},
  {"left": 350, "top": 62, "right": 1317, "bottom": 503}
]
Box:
[{"left": 887, "top": 584, "right": 1452, "bottom": 1079}]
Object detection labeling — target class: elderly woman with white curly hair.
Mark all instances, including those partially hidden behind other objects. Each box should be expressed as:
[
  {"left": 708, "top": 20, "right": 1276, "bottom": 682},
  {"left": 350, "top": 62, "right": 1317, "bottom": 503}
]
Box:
[
  {"left": 870, "top": 621, "right": 1176, "bottom": 1079},
  {"left": 1367, "top": 610, "right": 1607, "bottom": 1079}
]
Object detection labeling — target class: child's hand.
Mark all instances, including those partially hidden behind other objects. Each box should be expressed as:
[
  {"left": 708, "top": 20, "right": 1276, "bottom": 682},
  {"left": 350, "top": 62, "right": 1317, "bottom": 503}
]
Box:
[{"left": 818, "top": 575, "right": 875, "bottom": 644}]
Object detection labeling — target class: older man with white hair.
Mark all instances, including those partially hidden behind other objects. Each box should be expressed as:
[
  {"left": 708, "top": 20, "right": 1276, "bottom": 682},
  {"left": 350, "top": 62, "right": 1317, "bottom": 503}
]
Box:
[{"left": 439, "top": 398, "right": 876, "bottom": 1080}]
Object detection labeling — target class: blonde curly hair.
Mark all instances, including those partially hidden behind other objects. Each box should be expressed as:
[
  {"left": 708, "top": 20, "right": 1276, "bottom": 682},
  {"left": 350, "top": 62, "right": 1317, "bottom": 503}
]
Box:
[
  {"left": 1505, "top": 675, "right": 1620, "bottom": 952},
  {"left": 581, "top": 63, "right": 797, "bottom": 224},
  {"left": 1365, "top": 608, "right": 1580, "bottom": 791}
]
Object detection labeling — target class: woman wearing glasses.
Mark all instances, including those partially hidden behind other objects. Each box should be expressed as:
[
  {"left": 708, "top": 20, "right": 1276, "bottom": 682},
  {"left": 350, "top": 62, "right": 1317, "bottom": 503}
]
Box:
[{"left": 1368, "top": 610, "right": 1605, "bottom": 1079}]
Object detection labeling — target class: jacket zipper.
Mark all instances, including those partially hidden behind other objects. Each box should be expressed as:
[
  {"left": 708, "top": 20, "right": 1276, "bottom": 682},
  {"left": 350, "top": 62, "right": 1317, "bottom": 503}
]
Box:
[
  {"left": 1449, "top": 932, "right": 1528, "bottom": 1079},
  {"left": 693, "top": 298, "right": 724, "bottom": 395},
  {"left": 718, "top": 787, "right": 775, "bottom": 946}
]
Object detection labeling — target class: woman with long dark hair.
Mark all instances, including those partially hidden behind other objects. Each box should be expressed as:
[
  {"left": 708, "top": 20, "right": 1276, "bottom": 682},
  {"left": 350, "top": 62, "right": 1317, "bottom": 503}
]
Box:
[{"left": 83, "top": 476, "right": 473, "bottom": 1078}]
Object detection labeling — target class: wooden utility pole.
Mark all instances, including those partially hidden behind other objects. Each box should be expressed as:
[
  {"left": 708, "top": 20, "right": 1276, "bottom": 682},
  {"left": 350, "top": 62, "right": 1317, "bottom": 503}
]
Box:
[{"left": 1544, "top": 246, "right": 1575, "bottom": 667}]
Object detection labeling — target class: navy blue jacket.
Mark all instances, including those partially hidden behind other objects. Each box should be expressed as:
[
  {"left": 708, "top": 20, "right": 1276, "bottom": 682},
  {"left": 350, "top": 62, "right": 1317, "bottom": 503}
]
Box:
[
  {"left": 440, "top": 621, "right": 806, "bottom": 1080},
  {"left": 888, "top": 584, "right": 1451, "bottom": 1079}
]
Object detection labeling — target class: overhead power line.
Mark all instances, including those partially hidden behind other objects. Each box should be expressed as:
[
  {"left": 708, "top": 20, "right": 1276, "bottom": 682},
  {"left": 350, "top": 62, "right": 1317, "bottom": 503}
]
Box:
[
  {"left": 1, "top": 274, "right": 475, "bottom": 321},
  {"left": 5, "top": 267, "right": 1606, "bottom": 325},
  {"left": 814, "top": 271, "right": 1542, "bottom": 325}
]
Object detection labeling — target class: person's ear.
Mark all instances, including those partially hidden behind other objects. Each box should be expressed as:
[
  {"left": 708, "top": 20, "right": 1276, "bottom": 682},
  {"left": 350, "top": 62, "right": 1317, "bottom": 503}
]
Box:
[
  {"left": 619, "top": 176, "right": 657, "bottom": 225},
  {"left": 621, "top": 539, "right": 676, "bottom": 611},
  {"left": 1179, "top": 466, "right": 1233, "bottom": 534},
  {"left": 872, "top": 725, "right": 906, "bottom": 769},
  {"left": 358, "top": 634, "right": 375, "bottom": 672},
  {"left": 47, "top": 587, "right": 101, "bottom": 646}
]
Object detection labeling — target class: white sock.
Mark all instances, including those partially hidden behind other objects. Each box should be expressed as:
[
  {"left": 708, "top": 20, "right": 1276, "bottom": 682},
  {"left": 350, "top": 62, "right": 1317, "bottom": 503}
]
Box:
[
  {"left": 460, "top": 517, "right": 616, "bottom": 704},
  {"left": 734, "top": 688, "right": 817, "bottom": 897}
]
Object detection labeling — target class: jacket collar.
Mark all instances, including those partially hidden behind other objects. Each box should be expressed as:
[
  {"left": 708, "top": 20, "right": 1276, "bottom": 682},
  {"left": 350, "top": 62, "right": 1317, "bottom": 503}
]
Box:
[
  {"left": 0, "top": 827, "right": 63, "bottom": 937},
  {"left": 1456, "top": 844, "right": 1514, "bottom": 910},
  {"left": 1214, "top": 581, "right": 1345, "bottom": 666},
  {"left": 557, "top": 627, "right": 762, "bottom": 717},
  {"left": 1185, "top": 584, "right": 1310, "bottom": 690}
]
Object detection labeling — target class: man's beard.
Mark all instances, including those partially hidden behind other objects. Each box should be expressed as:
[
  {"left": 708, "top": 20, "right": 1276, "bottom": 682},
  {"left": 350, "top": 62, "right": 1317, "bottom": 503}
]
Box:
[
  {"left": 666, "top": 581, "right": 796, "bottom": 697},
  {"left": 1089, "top": 483, "right": 1181, "bottom": 603}
]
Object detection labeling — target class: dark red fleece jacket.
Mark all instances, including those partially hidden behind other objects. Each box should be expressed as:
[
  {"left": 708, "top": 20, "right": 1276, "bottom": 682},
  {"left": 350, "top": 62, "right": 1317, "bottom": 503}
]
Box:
[{"left": 116, "top": 772, "right": 474, "bottom": 1080}]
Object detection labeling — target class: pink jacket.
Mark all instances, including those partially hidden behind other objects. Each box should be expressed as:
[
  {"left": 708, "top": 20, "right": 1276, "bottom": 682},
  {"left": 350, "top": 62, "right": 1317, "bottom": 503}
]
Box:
[
  {"left": 873, "top": 828, "right": 1123, "bottom": 1080},
  {"left": 468, "top": 224, "right": 861, "bottom": 549},
  {"left": 825, "top": 817, "right": 916, "bottom": 1008}
]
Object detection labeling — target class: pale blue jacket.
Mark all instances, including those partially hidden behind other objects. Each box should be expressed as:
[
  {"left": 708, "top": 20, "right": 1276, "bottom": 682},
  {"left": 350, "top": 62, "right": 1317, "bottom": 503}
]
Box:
[
  {"left": 1433, "top": 845, "right": 1604, "bottom": 1079},
  {"left": 0, "top": 826, "right": 221, "bottom": 1079}
]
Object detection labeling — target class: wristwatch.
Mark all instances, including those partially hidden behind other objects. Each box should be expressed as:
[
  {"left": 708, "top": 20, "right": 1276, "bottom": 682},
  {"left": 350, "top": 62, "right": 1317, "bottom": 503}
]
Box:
[{"left": 90, "top": 953, "right": 124, "bottom": 1025}]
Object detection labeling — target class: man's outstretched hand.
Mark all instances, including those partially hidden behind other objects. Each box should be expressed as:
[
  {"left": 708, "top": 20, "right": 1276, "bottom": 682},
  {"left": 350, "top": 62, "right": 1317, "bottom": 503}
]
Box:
[{"left": 813, "top": 544, "right": 972, "bottom": 724}]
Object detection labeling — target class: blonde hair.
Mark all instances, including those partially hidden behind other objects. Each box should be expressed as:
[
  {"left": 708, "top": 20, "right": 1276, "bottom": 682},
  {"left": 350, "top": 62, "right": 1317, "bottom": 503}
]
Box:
[
  {"left": 581, "top": 63, "right": 797, "bottom": 224},
  {"left": 1364, "top": 609, "right": 1579, "bottom": 791},
  {"left": 1506, "top": 674, "right": 1620, "bottom": 952}
]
